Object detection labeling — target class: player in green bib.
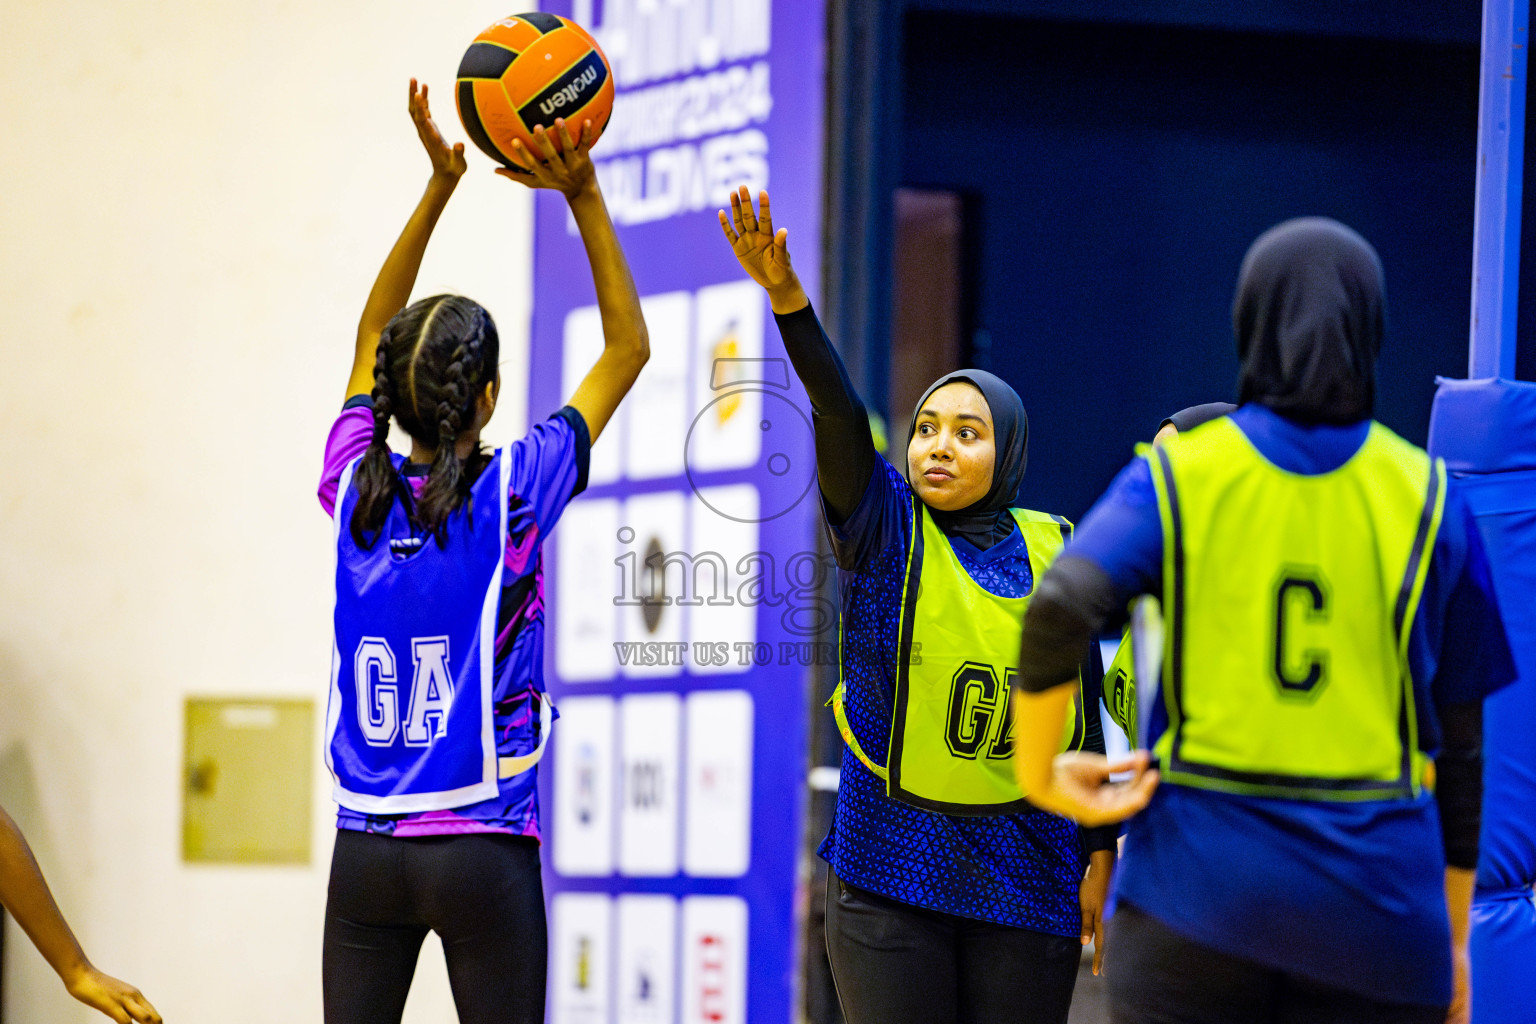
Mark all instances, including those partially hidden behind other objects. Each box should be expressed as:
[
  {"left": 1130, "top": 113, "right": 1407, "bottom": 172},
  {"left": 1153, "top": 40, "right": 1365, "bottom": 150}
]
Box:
[
  {"left": 1010, "top": 218, "right": 1513, "bottom": 1023},
  {"left": 721, "top": 187, "right": 1117, "bottom": 1023}
]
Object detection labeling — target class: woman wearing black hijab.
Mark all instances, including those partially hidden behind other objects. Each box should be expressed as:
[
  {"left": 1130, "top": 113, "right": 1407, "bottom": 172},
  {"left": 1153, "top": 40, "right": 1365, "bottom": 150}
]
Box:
[
  {"left": 1009, "top": 218, "right": 1514, "bottom": 1024},
  {"left": 720, "top": 188, "right": 1115, "bottom": 1023}
]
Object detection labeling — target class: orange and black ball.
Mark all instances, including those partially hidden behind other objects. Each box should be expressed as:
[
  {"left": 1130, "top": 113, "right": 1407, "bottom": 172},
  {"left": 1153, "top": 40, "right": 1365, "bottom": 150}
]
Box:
[{"left": 455, "top": 12, "right": 615, "bottom": 168}]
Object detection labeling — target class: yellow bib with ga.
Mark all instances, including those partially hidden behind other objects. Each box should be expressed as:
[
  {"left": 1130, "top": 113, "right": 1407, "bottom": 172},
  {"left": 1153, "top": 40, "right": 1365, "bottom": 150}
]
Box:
[
  {"left": 1102, "top": 630, "right": 1137, "bottom": 748},
  {"left": 1146, "top": 417, "right": 1445, "bottom": 801},
  {"left": 832, "top": 499, "right": 1085, "bottom": 815}
]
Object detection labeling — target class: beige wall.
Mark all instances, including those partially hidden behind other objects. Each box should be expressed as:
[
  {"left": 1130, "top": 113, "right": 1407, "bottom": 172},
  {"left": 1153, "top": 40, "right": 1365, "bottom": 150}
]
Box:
[{"left": 0, "top": 3, "right": 540, "bottom": 1020}]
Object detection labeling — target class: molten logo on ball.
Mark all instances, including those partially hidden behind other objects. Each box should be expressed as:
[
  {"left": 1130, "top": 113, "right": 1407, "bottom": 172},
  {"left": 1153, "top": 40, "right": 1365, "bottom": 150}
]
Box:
[{"left": 531, "top": 55, "right": 604, "bottom": 120}]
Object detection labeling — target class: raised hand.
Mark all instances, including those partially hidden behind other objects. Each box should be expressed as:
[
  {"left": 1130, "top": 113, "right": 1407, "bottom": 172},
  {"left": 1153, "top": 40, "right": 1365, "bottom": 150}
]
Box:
[
  {"left": 346, "top": 78, "right": 464, "bottom": 399},
  {"left": 64, "top": 966, "right": 162, "bottom": 1024},
  {"left": 408, "top": 78, "right": 467, "bottom": 182},
  {"left": 720, "top": 186, "right": 795, "bottom": 287},
  {"left": 495, "top": 118, "right": 597, "bottom": 200}
]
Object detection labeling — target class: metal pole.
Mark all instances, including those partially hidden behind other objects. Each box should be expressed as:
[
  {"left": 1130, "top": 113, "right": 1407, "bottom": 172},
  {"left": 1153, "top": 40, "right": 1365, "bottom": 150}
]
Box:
[{"left": 1470, "top": 0, "right": 1529, "bottom": 379}]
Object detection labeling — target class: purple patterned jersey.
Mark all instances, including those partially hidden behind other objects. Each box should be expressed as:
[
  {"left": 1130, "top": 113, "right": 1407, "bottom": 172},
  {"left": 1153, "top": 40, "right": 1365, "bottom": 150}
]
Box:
[{"left": 319, "top": 400, "right": 589, "bottom": 838}]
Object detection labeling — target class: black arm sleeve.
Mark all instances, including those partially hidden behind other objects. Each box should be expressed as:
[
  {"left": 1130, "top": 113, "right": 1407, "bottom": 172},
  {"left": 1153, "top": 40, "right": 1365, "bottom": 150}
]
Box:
[
  {"left": 773, "top": 304, "right": 879, "bottom": 524},
  {"left": 1076, "top": 640, "right": 1119, "bottom": 855},
  {"left": 1017, "top": 556, "right": 1121, "bottom": 693},
  {"left": 1435, "top": 701, "right": 1484, "bottom": 871}
]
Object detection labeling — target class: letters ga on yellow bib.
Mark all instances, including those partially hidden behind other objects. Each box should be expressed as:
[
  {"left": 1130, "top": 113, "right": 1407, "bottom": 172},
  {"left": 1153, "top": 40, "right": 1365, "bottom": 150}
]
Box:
[{"left": 833, "top": 498, "right": 1086, "bottom": 815}]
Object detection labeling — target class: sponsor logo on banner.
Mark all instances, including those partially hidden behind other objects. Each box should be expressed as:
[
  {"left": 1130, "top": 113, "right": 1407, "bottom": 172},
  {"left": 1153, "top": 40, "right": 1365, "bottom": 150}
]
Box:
[
  {"left": 680, "top": 897, "right": 747, "bottom": 1024},
  {"left": 641, "top": 535, "right": 667, "bottom": 634},
  {"left": 684, "top": 691, "right": 754, "bottom": 875},
  {"left": 687, "top": 293, "right": 815, "bottom": 521},
  {"left": 617, "top": 895, "right": 677, "bottom": 1024},
  {"left": 575, "top": 741, "right": 599, "bottom": 826},
  {"left": 710, "top": 324, "right": 743, "bottom": 426},
  {"left": 552, "top": 893, "right": 612, "bottom": 1023},
  {"left": 616, "top": 493, "right": 688, "bottom": 678},
  {"left": 699, "top": 934, "right": 728, "bottom": 1022},
  {"left": 554, "top": 697, "right": 615, "bottom": 876},
  {"left": 687, "top": 281, "right": 769, "bottom": 477},
  {"left": 619, "top": 694, "right": 681, "bottom": 875}
]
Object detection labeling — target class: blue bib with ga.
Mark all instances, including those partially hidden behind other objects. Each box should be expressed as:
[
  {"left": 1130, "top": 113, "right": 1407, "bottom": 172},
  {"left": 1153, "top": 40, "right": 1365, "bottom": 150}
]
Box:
[{"left": 326, "top": 448, "right": 512, "bottom": 815}]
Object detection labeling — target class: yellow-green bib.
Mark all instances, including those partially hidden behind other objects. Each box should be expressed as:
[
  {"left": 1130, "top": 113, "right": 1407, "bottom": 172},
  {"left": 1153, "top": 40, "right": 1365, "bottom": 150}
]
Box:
[
  {"left": 1146, "top": 417, "right": 1445, "bottom": 801},
  {"left": 1102, "top": 629, "right": 1137, "bottom": 748},
  {"left": 832, "top": 498, "right": 1085, "bottom": 815}
]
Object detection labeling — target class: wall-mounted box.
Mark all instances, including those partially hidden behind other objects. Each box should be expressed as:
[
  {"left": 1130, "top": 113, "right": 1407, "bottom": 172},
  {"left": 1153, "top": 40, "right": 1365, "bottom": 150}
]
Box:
[{"left": 182, "top": 698, "right": 313, "bottom": 864}]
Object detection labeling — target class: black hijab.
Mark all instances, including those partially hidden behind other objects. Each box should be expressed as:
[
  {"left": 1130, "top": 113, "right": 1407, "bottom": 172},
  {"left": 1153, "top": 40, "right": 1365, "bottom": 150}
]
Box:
[
  {"left": 1234, "top": 217, "right": 1385, "bottom": 425},
  {"left": 1159, "top": 402, "right": 1237, "bottom": 435},
  {"left": 906, "top": 370, "right": 1029, "bottom": 550}
]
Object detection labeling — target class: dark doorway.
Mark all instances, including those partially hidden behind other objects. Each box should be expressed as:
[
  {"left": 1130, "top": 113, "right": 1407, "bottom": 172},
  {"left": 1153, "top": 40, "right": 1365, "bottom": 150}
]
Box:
[{"left": 890, "top": 188, "right": 969, "bottom": 435}]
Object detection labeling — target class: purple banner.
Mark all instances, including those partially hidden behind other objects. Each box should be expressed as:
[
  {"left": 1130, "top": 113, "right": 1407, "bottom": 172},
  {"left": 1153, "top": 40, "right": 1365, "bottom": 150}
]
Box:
[{"left": 529, "top": 3, "right": 826, "bottom": 1022}]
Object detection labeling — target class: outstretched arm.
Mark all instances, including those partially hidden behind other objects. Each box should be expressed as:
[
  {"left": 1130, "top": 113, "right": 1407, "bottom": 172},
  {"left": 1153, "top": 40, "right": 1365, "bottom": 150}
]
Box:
[
  {"left": 499, "top": 119, "right": 647, "bottom": 441},
  {"left": 0, "top": 806, "right": 161, "bottom": 1023},
  {"left": 720, "top": 188, "right": 877, "bottom": 522},
  {"left": 346, "top": 79, "right": 468, "bottom": 402}
]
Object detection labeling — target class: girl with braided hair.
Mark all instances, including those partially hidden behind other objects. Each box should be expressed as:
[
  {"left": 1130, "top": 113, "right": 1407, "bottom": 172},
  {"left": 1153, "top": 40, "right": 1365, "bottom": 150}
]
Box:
[{"left": 316, "top": 80, "right": 647, "bottom": 1024}]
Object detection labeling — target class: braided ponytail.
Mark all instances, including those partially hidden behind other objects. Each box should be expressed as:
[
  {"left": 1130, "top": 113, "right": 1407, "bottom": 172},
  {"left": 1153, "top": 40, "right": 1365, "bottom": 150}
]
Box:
[
  {"left": 349, "top": 326, "right": 413, "bottom": 547},
  {"left": 347, "top": 295, "right": 499, "bottom": 549},
  {"left": 417, "top": 307, "right": 491, "bottom": 542}
]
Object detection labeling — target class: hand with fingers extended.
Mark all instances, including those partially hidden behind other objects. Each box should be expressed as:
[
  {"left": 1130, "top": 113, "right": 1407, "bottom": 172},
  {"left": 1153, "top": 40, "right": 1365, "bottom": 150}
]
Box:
[
  {"left": 495, "top": 118, "right": 598, "bottom": 200},
  {"left": 64, "top": 965, "right": 162, "bottom": 1024},
  {"left": 718, "top": 186, "right": 809, "bottom": 315},
  {"left": 408, "top": 78, "right": 467, "bottom": 184}
]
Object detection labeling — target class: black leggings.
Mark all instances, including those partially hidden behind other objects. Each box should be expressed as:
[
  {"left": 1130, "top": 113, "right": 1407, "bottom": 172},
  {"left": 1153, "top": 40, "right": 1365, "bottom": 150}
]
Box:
[
  {"left": 1105, "top": 901, "right": 1446, "bottom": 1024},
  {"left": 322, "top": 830, "right": 547, "bottom": 1024},
  {"left": 823, "top": 870, "right": 1081, "bottom": 1024}
]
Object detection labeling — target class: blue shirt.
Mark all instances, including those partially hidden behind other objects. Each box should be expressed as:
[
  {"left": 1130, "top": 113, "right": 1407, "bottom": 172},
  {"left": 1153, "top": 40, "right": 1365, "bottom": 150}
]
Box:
[
  {"left": 821, "top": 458, "right": 1099, "bottom": 936},
  {"left": 1068, "top": 404, "right": 1515, "bottom": 1005}
]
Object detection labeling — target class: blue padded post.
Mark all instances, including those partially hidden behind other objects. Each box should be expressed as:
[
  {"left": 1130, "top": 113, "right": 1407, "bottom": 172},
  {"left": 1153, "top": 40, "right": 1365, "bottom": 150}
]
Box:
[
  {"left": 1470, "top": 0, "right": 1529, "bottom": 378},
  {"left": 1428, "top": 378, "right": 1536, "bottom": 1024}
]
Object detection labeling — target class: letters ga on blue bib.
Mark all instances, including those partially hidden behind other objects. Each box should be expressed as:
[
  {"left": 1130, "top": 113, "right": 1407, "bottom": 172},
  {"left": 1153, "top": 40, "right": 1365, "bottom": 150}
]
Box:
[{"left": 326, "top": 448, "right": 512, "bottom": 814}]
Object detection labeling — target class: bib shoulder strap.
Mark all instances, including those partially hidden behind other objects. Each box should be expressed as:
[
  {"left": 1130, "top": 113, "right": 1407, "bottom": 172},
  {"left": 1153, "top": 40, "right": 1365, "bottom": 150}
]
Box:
[
  {"left": 1008, "top": 507, "right": 1073, "bottom": 560},
  {"left": 1008, "top": 507, "right": 1072, "bottom": 529},
  {"left": 1363, "top": 421, "right": 1433, "bottom": 480}
]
